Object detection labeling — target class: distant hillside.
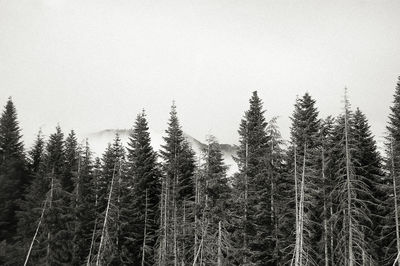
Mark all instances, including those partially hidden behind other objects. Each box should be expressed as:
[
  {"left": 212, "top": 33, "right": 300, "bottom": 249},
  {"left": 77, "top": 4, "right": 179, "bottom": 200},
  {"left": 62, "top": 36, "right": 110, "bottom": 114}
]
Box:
[{"left": 85, "top": 129, "right": 239, "bottom": 176}]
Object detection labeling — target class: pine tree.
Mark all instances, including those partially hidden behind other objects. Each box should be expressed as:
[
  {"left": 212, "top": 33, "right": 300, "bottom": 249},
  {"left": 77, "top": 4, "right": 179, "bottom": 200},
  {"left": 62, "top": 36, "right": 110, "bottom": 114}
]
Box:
[
  {"left": 42, "top": 126, "right": 74, "bottom": 265},
  {"left": 319, "top": 116, "right": 335, "bottom": 266},
  {"left": 233, "top": 91, "right": 271, "bottom": 265},
  {"left": 265, "top": 117, "right": 286, "bottom": 264},
  {"left": 14, "top": 131, "right": 47, "bottom": 265},
  {"left": 94, "top": 134, "right": 125, "bottom": 265},
  {"left": 289, "top": 93, "right": 321, "bottom": 266},
  {"left": 72, "top": 140, "right": 97, "bottom": 265},
  {"left": 330, "top": 91, "right": 373, "bottom": 265},
  {"left": 63, "top": 130, "right": 79, "bottom": 193},
  {"left": 120, "top": 111, "right": 161, "bottom": 265},
  {"left": 0, "top": 97, "right": 27, "bottom": 243},
  {"left": 383, "top": 76, "right": 400, "bottom": 265},
  {"left": 193, "top": 135, "right": 231, "bottom": 265},
  {"left": 159, "top": 103, "right": 196, "bottom": 265},
  {"left": 352, "top": 108, "right": 384, "bottom": 264}
]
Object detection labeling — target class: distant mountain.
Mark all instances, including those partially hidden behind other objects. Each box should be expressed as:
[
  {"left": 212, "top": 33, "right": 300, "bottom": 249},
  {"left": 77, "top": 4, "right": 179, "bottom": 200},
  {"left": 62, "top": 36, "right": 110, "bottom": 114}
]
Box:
[{"left": 85, "top": 129, "right": 239, "bottom": 176}]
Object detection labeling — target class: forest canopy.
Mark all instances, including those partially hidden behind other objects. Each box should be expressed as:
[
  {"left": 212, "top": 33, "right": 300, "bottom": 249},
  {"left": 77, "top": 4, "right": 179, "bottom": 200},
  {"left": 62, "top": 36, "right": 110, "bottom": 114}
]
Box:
[{"left": 1, "top": 77, "right": 400, "bottom": 265}]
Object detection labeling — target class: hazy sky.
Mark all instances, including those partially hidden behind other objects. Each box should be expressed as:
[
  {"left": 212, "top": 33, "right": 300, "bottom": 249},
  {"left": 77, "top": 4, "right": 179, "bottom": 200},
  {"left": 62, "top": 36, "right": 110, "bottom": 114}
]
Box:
[{"left": 1, "top": 0, "right": 400, "bottom": 147}]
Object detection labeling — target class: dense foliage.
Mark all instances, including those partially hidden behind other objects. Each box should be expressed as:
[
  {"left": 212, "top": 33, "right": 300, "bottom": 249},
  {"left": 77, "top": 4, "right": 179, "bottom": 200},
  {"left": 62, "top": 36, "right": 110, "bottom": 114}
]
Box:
[{"left": 1, "top": 78, "right": 400, "bottom": 265}]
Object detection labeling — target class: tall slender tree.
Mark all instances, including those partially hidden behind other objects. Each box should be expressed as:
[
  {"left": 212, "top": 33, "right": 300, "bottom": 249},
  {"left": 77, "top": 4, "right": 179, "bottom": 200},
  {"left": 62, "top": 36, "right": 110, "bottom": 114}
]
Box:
[
  {"left": 159, "top": 103, "right": 196, "bottom": 265},
  {"left": 383, "top": 76, "right": 400, "bottom": 265},
  {"left": 120, "top": 111, "right": 161, "bottom": 265},
  {"left": 0, "top": 97, "right": 27, "bottom": 243},
  {"left": 233, "top": 91, "right": 271, "bottom": 265},
  {"left": 289, "top": 93, "right": 321, "bottom": 266}
]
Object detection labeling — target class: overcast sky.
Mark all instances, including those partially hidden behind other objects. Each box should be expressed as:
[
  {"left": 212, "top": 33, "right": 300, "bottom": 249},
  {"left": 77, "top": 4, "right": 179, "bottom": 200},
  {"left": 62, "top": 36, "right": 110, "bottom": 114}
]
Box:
[{"left": 1, "top": 0, "right": 400, "bottom": 148}]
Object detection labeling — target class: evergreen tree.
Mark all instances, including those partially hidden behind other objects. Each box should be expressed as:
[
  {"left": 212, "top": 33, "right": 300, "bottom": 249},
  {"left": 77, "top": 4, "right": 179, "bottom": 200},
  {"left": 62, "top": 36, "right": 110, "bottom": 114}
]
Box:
[
  {"left": 330, "top": 91, "right": 373, "bottom": 265},
  {"left": 14, "top": 131, "right": 47, "bottom": 265},
  {"left": 42, "top": 126, "right": 74, "bottom": 265},
  {"left": 120, "top": 111, "right": 161, "bottom": 265},
  {"left": 194, "top": 135, "right": 232, "bottom": 265},
  {"left": 72, "top": 140, "right": 97, "bottom": 265},
  {"left": 289, "top": 93, "right": 321, "bottom": 266},
  {"left": 0, "top": 97, "right": 27, "bottom": 243},
  {"left": 94, "top": 134, "right": 125, "bottom": 265},
  {"left": 63, "top": 130, "right": 79, "bottom": 193},
  {"left": 265, "top": 117, "right": 286, "bottom": 264},
  {"left": 159, "top": 103, "right": 196, "bottom": 265},
  {"left": 233, "top": 91, "right": 271, "bottom": 265},
  {"left": 352, "top": 108, "right": 385, "bottom": 264},
  {"left": 383, "top": 76, "right": 400, "bottom": 265}
]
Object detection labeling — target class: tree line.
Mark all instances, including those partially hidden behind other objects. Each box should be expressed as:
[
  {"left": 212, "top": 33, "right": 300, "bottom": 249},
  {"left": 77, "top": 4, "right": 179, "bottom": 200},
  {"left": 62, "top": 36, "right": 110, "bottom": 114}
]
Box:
[{"left": 1, "top": 78, "right": 400, "bottom": 265}]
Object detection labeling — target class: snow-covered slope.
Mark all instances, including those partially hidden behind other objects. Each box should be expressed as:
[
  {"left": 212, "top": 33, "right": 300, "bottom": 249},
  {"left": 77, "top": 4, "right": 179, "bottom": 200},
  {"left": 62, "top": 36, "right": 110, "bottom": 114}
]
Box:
[{"left": 84, "top": 129, "right": 238, "bottom": 176}]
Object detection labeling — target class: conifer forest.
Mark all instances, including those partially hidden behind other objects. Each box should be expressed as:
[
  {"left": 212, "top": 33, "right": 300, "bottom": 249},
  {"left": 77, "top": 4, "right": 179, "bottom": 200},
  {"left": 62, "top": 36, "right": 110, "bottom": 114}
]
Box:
[{"left": 4, "top": 78, "right": 400, "bottom": 266}]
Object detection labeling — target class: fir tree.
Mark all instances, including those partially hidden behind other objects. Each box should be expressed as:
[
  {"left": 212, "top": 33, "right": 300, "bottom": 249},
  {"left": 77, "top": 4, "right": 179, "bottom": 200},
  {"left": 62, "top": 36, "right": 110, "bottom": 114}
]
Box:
[
  {"left": 0, "top": 97, "right": 27, "bottom": 243},
  {"left": 352, "top": 108, "right": 384, "bottom": 264},
  {"left": 94, "top": 134, "right": 125, "bottom": 265},
  {"left": 383, "top": 76, "right": 400, "bottom": 265},
  {"left": 289, "top": 93, "right": 321, "bottom": 266},
  {"left": 330, "top": 91, "right": 373, "bottom": 265},
  {"left": 159, "top": 103, "right": 196, "bottom": 265},
  {"left": 42, "top": 126, "right": 74, "bottom": 265},
  {"left": 72, "top": 140, "right": 97, "bottom": 265},
  {"left": 120, "top": 111, "right": 161, "bottom": 265},
  {"left": 233, "top": 91, "right": 271, "bottom": 265},
  {"left": 63, "top": 130, "right": 79, "bottom": 193},
  {"left": 15, "top": 131, "right": 47, "bottom": 265},
  {"left": 194, "top": 135, "right": 231, "bottom": 265}
]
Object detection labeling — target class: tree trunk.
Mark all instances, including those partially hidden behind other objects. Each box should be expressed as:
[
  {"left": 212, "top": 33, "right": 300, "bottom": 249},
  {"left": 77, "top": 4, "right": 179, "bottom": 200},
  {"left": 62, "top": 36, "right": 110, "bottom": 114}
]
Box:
[
  {"left": 218, "top": 221, "right": 222, "bottom": 266},
  {"left": 24, "top": 198, "right": 48, "bottom": 266},
  {"left": 392, "top": 138, "right": 400, "bottom": 266},
  {"left": 142, "top": 189, "right": 148, "bottom": 266},
  {"left": 96, "top": 162, "right": 117, "bottom": 266},
  {"left": 344, "top": 101, "right": 354, "bottom": 266}
]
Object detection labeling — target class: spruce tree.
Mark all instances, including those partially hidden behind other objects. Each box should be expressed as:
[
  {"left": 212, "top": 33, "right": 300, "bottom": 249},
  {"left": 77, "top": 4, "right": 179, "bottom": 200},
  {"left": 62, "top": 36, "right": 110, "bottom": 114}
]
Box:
[
  {"left": 383, "top": 76, "right": 400, "bottom": 265},
  {"left": 233, "top": 91, "right": 270, "bottom": 265},
  {"left": 15, "top": 131, "right": 47, "bottom": 265},
  {"left": 120, "top": 111, "right": 161, "bottom": 265},
  {"left": 330, "top": 91, "right": 373, "bottom": 265},
  {"left": 289, "top": 93, "right": 321, "bottom": 266},
  {"left": 94, "top": 134, "right": 125, "bottom": 265},
  {"left": 63, "top": 130, "right": 79, "bottom": 193},
  {"left": 352, "top": 108, "right": 384, "bottom": 264},
  {"left": 265, "top": 117, "right": 286, "bottom": 264},
  {"left": 0, "top": 97, "right": 27, "bottom": 243},
  {"left": 159, "top": 103, "right": 196, "bottom": 265},
  {"left": 42, "top": 126, "right": 74, "bottom": 265},
  {"left": 72, "top": 140, "right": 97, "bottom": 265},
  {"left": 194, "top": 135, "right": 231, "bottom": 265}
]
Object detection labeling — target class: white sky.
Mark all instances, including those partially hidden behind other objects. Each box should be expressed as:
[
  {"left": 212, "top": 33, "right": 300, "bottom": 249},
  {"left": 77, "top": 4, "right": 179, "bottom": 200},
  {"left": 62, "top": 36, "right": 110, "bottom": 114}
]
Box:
[{"left": 1, "top": 0, "right": 400, "bottom": 147}]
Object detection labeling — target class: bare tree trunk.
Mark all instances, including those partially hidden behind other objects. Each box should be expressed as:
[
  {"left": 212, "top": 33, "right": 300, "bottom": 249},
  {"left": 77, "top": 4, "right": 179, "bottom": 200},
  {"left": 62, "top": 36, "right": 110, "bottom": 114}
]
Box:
[
  {"left": 164, "top": 175, "right": 168, "bottom": 264},
  {"left": 218, "top": 221, "right": 222, "bottom": 266},
  {"left": 293, "top": 145, "right": 300, "bottom": 266},
  {"left": 344, "top": 98, "right": 354, "bottom": 266},
  {"left": 142, "top": 189, "right": 148, "bottom": 266},
  {"left": 391, "top": 138, "right": 400, "bottom": 266},
  {"left": 299, "top": 144, "right": 307, "bottom": 266},
  {"left": 96, "top": 162, "right": 117, "bottom": 266},
  {"left": 182, "top": 201, "right": 186, "bottom": 266},
  {"left": 322, "top": 148, "right": 329, "bottom": 266},
  {"left": 194, "top": 169, "right": 199, "bottom": 265},
  {"left": 158, "top": 178, "right": 164, "bottom": 266},
  {"left": 330, "top": 205, "right": 334, "bottom": 265},
  {"left": 24, "top": 198, "right": 48, "bottom": 266},
  {"left": 87, "top": 218, "right": 98, "bottom": 266},
  {"left": 46, "top": 168, "right": 54, "bottom": 266},
  {"left": 87, "top": 173, "right": 99, "bottom": 266},
  {"left": 243, "top": 124, "right": 249, "bottom": 264}
]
